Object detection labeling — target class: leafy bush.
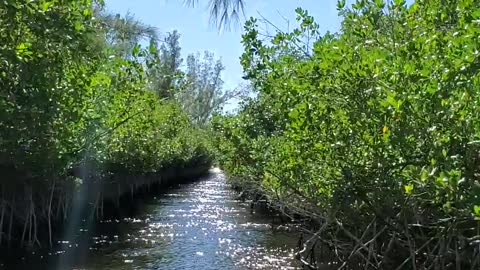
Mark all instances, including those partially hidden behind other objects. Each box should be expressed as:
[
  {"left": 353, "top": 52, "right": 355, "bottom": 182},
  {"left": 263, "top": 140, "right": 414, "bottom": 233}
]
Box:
[
  {"left": 214, "top": 0, "right": 480, "bottom": 268},
  {"left": 0, "top": 0, "right": 213, "bottom": 247}
]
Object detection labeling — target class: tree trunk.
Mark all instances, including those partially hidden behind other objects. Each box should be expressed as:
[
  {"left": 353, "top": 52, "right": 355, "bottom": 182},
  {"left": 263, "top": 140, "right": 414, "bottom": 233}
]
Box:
[{"left": 21, "top": 200, "right": 30, "bottom": 246}]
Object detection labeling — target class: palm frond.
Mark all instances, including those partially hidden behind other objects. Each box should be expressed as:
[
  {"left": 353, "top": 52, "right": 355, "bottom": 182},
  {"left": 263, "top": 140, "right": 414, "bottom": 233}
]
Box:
[{"left": 184, "top": 0, "right": 245, "bottom": 30}]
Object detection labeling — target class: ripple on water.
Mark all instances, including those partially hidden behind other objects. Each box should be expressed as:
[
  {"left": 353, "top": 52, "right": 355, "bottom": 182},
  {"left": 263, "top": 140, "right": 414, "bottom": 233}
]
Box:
[{"left": 5, "top": 171, "right": 301, "bottom": 270}]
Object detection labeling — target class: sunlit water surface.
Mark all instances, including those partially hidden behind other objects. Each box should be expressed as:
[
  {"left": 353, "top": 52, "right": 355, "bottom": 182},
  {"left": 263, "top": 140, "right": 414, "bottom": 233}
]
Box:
[{"left": 2, "top": 170, "right": 301, "bottom": 270}]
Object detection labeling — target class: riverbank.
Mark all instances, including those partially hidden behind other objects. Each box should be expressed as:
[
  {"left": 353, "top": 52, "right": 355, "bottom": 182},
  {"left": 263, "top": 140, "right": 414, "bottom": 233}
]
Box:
[{"left": 0, "top": 161, "right": 211, "bottom": 250}]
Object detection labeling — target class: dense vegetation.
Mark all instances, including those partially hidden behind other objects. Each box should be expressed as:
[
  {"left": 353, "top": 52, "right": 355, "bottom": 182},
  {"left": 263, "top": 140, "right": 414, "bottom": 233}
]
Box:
[
  {"left": 0, "top": 0, "right": 221, "bottom": 248},
  {"left": 2, "top": 0, "right": 480, "bottom": 268},
  {"left": 214, "top": 0, "right": 480, "bottom": 269}
]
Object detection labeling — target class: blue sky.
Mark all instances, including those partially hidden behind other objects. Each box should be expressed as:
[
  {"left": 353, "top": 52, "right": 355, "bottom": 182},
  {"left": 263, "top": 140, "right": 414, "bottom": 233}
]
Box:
[{"left": 104, "top": 0, "right": 343, "bottom": 90}]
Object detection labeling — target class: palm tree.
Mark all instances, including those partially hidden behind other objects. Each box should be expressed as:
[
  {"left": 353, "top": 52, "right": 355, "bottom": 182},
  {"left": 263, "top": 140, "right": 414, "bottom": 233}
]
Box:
[
  {"left": 184, "top": 0, "right": 246, "bottom": 29},
  {"left": 98, "top": 11, "right": 159, "bottom": 56}
]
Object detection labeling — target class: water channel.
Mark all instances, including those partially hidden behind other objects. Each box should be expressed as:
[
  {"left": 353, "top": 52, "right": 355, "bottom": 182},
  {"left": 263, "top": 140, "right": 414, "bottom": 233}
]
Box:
[{"left": 1, "top": 169, "right": 301, "bottom": 270}]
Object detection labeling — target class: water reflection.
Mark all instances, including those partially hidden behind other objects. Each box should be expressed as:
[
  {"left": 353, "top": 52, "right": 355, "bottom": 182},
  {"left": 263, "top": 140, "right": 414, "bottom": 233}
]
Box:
[{"left": 2, "top": 170, "right": 301, "bottom": 269}]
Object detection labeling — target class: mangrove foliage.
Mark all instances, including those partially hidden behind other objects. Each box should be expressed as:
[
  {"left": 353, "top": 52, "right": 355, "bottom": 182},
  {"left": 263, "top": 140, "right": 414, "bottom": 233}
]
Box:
[
  {"left": 213, "top": 0, "right": 480, "bottom": 269},
  {"left": 0, "top": 0, "right": 221, "bottom": 248}
]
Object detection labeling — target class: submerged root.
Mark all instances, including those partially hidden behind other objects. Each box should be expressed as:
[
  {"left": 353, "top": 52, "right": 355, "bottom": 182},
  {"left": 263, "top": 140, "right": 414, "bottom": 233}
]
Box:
[{"left": 292, "top": 215, "right": 479, "bottom": 270}]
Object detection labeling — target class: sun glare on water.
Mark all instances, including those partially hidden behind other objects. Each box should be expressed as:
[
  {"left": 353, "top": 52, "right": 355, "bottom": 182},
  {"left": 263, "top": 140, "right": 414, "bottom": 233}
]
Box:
[{"left": 210, "top": 167, "right": 222, "bottom": 174}]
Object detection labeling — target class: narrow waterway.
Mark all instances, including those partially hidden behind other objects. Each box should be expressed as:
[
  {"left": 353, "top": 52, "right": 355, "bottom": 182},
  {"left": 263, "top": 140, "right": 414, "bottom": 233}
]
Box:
[{"left": 2, "top": 169, "right": 301, "bottom": 270}]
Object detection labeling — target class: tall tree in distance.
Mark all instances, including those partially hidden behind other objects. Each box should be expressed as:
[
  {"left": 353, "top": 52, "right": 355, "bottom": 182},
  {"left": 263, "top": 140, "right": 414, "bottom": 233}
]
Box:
[
  {"left": 98, "top": 11, "right": 159, "bottom": 57},
  {"left": 149, "top": 31, "right": 183, "bottom": 98},
  {"left": 96, "top": 11, "right": 182, "bottom": 99},
  {"left": 177, "top": 51, "right": 245, "bottom": 125}
]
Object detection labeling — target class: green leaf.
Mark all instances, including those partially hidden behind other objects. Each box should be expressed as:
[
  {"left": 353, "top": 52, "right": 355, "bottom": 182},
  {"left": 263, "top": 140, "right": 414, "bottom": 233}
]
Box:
[
  {"left": 420, "top": 169, "right": 428, "bottom": 181},
  {"left": 149, "top": 44, "right": 157, "bottom": 55},
  {"left": 83, "top": 9, "right": 92, "bottom": 17},
  {"left": 474, "top": 205, "right": 480, "bottom": 216},
  {"left": 374, "top": 0, "right": 385, "bottom": 8},
  {"left": 404, "top": 184, "right": 414, "bottom": 194},
  {"left": 40, "top": 1, "right": 53, "bottom": 11},
  {"left": 132, "top": 44, "right": 141, "bottom": 57},
  {"left": 16, "top": 42, "right": 30, "bottom": 51},
  {"left": 74, "top": 21, "right": 85, "bottom": 32}
]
